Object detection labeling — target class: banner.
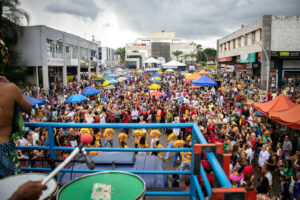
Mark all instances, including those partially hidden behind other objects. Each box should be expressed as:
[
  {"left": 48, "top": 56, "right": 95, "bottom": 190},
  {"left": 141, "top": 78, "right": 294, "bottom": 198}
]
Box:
[
  {"left": 240, "top": 53, "right": 256, "bottom": 63},
  {"left": 235, "top": 63, "right": 246, "bottom": 70},
  {"left": 217, "top": 57, "right": 232, "bottom": 62},
  {"left": 258, "top": 52, "right": 262, "bottom": 63}
]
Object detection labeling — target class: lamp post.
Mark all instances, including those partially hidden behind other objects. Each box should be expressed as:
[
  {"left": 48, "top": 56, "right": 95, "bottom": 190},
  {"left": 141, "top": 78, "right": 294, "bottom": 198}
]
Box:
[{"left": 242, "top": 34, "right": 270, "bottom": 91}]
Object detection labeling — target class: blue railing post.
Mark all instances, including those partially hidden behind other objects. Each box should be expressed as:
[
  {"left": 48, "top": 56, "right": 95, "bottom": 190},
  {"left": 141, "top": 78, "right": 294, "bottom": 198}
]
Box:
[
  {"left": 48, "top": 127, "right": 56, "bottom": 160},
  {"left": 190, "top": 126, "right": 196, "bottom": 200}
]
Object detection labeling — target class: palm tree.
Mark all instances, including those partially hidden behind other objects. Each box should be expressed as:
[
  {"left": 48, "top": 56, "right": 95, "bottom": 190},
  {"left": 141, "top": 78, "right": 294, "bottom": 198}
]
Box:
[
  {"left": 172, "top": 50, "right": 183, "bottom": 61},
  {"left": 0, "top": 0, "right": 29, "bottom": 43},
  {"left": 114, "top": 47, "right": 126, "bottom": 65}
]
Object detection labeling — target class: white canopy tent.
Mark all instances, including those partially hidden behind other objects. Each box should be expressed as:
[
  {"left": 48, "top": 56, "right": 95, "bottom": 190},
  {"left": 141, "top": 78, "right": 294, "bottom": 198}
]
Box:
[
  {"left": 144, "top": 57, "right": 162, "bottom": 64},
  {"left": 162, "top": 60, "right": 186, "bottom": 69}
]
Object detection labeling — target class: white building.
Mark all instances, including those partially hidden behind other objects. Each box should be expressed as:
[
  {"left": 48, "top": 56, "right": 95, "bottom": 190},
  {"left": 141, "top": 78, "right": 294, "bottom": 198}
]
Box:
[
  {"left": 125, "top": 32, "right": 197, "bottom": 70},
  {"left": 15, "top": 25, "right": 98, "bottom": 89},
  {"left": 217, "top": 15, "right": 300, "bottom": 89},
  {"left": 99, "top": 47, "right": 119, "bottom": 70}
]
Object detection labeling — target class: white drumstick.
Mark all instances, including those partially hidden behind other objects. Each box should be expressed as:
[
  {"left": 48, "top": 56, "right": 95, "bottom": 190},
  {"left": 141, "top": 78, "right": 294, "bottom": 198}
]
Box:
[{"left": 42, "top": 147, "right": 81, "bottom": 185}]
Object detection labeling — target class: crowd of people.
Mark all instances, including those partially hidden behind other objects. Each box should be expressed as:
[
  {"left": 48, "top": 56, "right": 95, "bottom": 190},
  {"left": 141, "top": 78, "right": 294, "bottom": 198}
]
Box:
[{"left": 2, "top": 69, "right": 300, "bottom": 199}]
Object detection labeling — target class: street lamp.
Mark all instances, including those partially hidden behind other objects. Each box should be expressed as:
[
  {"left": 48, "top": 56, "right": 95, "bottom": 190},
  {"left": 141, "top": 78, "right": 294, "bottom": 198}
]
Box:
[{"left": 241, "top": 34, "right": 270, "bottom": 91}]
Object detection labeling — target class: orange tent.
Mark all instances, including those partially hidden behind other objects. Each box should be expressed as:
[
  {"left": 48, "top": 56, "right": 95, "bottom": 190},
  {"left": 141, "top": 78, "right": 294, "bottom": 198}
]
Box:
[
  {"left": 198, "top": 70, "right": 209, "bottom": 75},
  {"left": 269, "top": 105, "right": 300, "bottom": 129},
  {"left": 186, "top": 72, "right": 201, "bottom": 81},
  {"left": 253, "top": 94, "right": 296, "bottom": 117}
]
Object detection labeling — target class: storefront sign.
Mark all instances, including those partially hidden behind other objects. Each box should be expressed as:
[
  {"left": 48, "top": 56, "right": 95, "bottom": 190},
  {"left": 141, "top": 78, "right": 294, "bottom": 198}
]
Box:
[
  {"left": 47, "top": 58, "right": 64, "bottom": 66},
  {"left": 279, "top": 52, "right": 289, "bottom": 56},
  {"left": 163, "top": 66, "right": 178, "bottom": 69},
  {"left": 240, "top": 53, "right": 256, "bottom": 63},
  {"left": 258, "top": 52, "right": 262, "bottom": 63},
  {"left": 217, "top": 57, "right": 232, "bottom": 62},
  {"left": 235, "top": 63, "right": 246, "bottom": 70}
]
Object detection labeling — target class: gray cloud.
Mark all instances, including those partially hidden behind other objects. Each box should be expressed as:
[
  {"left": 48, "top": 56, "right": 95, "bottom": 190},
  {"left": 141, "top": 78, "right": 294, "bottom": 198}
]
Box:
[
  {"left": 45, "top": 0, "right": 101, "bottom": 20},
  {"left": 103, "top": 0, "right": 300, "bottom": 40}
]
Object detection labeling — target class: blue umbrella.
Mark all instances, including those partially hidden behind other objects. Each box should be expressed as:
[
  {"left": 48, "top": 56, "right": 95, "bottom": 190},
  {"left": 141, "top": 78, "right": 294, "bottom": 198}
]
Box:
[
  {"left": 82, "top": 87, "right": 100, "bottom": 96},
  {"left": 256, "top": 111, "right": 264, "bottom": 117},
  {"left": 109, "top": 80, "right": 118, "bottom": 84},
  {"left": 66, "top": 94, "right": 88, "bottom": 103},
  {"left": 24, "top": 95, "right": 46, "bottom": 108},
  {"left": 149, "top": 77, "right": 162, "bottom": 83},
  {"left": 192, "top": 75, "right": 217, "bottom": 86}
]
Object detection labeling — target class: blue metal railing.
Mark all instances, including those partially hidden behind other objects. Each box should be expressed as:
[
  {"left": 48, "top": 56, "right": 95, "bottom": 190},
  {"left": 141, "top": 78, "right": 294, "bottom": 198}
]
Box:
[{"left": 16, "top": 122, "right": 232, "bottom": 199}]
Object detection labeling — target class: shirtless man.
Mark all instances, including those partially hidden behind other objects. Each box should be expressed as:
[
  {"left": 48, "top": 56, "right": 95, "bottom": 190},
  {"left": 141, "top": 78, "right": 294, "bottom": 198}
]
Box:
[{"left": 0, "top": 75, "right": 32, "bottom": 177}]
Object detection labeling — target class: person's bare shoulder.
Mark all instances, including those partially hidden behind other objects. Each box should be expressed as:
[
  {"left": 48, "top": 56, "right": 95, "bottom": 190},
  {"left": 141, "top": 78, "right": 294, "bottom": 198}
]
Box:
[{"left": 6, "top": 83, "right": 32, "bottom": 113}]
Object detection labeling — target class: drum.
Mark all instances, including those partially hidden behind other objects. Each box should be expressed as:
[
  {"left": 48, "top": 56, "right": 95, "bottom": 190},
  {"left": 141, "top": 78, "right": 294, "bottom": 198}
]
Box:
[
  {"left": 57, "top": 171, "right": 146, "bottom": 200},
  {"left": 0, "top": 173, "right": 58, "bottom": 200}
]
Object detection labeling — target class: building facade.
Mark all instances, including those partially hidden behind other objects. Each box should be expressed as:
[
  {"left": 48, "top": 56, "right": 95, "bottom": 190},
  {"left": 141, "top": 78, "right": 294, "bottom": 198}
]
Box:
[
  {"left": 217, "top": 15, "right": 300, "bottom": 89},
  {"left": 98, "top": 47, "right": 119, "bottom": 70},
  {"left": 125, "top": 32, "right": 197, "bottom": 70},
  {"left": 15, "top": 25, "right": 98, "bottom": 89}
]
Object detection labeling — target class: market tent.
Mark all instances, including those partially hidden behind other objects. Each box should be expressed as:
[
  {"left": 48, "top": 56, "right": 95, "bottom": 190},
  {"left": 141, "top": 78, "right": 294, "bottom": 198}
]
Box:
[
  {"left": 192, "top": 75, "right": 217, "bottom": 86},
  {"left": 186, "top": 72, "right": 201, "bottom": 81},
  {"left": 162, "top": 60, "right": 186, "bottom": 68},
  {"left": 198, "top": 70, "right": 209, "bottom": 75},
  {"left": 252, "top": 94, "right": 296, "bottom": 117},
  {"left": 144, "top": 57, "right": 161, "bottom": 64},
  {"left": 269, "top": 105, "right": 300, "bottom": 129},
  {"left": 24, "top": 95, "right": 46, "bottom": 108}
]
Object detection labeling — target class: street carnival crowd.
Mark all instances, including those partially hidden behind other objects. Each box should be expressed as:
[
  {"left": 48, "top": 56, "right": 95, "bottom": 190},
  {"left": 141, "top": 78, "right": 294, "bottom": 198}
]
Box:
[{"left": 16, "top": 69, "right": 300, "bottom": 200}]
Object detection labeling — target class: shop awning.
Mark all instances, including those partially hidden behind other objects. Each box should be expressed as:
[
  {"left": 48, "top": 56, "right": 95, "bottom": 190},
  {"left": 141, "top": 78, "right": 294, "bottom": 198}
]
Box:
[{"left": 252, "top": 94, "right": 296, "bottom": 117}]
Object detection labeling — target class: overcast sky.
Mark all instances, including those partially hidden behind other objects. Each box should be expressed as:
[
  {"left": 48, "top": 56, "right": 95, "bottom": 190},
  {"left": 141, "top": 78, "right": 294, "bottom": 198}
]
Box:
[{"left": 20, "top": 0, "right": 300, "bottom": 49}]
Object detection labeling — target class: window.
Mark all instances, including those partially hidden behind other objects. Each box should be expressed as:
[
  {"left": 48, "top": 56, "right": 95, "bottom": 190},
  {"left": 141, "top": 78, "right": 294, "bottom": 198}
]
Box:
[
  {"left": 244, "top": 35, "right": 248, "bottom": 46},
  {"left": 72, "top": 46, "right": 78, "bottom": 59},
  {"left": 251, "top": 32, "right": 255, "bottom": 44},
  {"left": 238, "top": 37, "right": 241, "bottom": 48},
  {"left": 228, "top": 42, "right": 231, "bottom": 50},
  {"left": 233, "top": 40, "right": 236, "bottom": 49}
]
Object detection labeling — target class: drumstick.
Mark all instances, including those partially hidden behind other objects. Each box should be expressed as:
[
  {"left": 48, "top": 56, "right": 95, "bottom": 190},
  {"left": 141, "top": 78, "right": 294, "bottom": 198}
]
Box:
[{"left": 42, "top": 147, "right": 81, "bottom": 185}]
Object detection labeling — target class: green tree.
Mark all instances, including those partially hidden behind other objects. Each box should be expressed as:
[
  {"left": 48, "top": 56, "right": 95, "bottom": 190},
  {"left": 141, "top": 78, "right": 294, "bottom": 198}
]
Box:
[
  {"left": 172, "top": 50, "right": 183, "bottom": 61},
  {"left": 114, "top": 47, "right": 126, "bottom": 65},
  {"left": 203, "top": 48, "right": 217, "bottom": 62},
  {"left": 0, "top": 0, "right": 29, "bottom": 83}
]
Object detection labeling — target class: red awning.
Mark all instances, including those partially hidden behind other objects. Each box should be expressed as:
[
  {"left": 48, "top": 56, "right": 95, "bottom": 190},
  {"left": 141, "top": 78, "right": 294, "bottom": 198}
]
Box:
[
  {"left": 269, "top": 105, "right": 300, "bottom": 129},
  {"left": 252, "top": 94, "right": 296, "bottom": 117}
]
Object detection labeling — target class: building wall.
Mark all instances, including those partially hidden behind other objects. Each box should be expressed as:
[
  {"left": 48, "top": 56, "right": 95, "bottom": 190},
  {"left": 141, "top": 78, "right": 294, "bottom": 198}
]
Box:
[{"left": 271, "top": 16, "right": 300, "bottom": 51}]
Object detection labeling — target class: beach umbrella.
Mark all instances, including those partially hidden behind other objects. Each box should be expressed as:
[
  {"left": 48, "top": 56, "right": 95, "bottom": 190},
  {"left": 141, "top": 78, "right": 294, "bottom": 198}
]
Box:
[
  {"left": 91, "top": 74, "right": 97, "bottom": 78},
  {"left": 157, "top": 71, "right": 163, "bottom": 74},
  {"left": 97, "top": 75, "right": 103, "bottom": 79},
  {"left": 103, "top": 85, "right": 116, "bottom": 90},
  {"left": 109, "top": 80, "right": 118, "bottom": 84},
  {"left": 154, "top": 77, "right": 162, "bottom": 81},
  {"left": 166, "top": 69, "right": 175, "bottom": 72},
  {"left": 103, "top": 81, "right": 110, "bottom": 87},
  {"left": 150, "top": 92, "right": 163, "bottom": 97},
  {"left": 137, "top": 69, "right": 143, "bottom": 73},
  {"left": 149, "top": 77, "right": 162, "bottom": 83},
  {"left": 184, "top": 73, "right": 192, "bottom": 78},
  {"left": 65, "top": 94, "right": 87, "bottom": 103},
  {"left": 24, "top": 95, "right": 46, "bottom": 108},
  {"left": 149, "top": 84, "right": 161, "bottom": 89},
  {"left": 82, "top": 87, "right": 99, "bottom": 96}
]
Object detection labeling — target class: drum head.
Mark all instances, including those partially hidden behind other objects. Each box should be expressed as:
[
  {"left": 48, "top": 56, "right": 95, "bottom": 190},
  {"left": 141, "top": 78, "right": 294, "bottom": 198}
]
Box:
[
  {"left": 0, "top": 173, "right": 57, "bottom": 200},
  {"left": 57, "top": 171, "right": 145, "bottom": 200}
]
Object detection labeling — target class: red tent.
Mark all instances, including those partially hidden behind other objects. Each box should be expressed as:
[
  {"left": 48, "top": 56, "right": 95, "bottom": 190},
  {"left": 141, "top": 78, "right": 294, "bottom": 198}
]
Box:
[
  {"left": 269, "top": 105, "right": 300, "bottom": 129},
  {"left": 252, "top": 94, "right": 296, "bottom": 117}
]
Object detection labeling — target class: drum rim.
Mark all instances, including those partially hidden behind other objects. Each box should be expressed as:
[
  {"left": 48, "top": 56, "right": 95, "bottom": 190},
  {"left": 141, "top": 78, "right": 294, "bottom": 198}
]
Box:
[
  {"left": 57, "top": 171, "right": 146, "bottom": 200},
  {"left": 0, "top": 173, "right": 58, "bottom": 200}
]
